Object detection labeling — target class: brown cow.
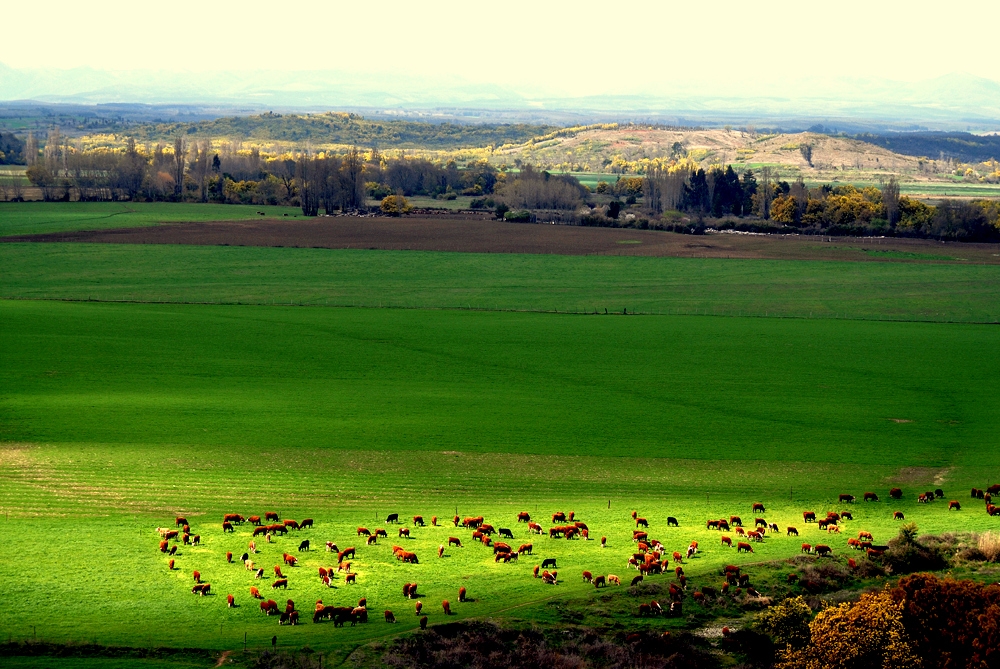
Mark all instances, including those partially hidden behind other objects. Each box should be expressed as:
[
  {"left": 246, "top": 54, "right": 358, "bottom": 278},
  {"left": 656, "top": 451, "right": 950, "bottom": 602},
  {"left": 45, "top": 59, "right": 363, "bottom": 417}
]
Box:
[
  {"left": 552, "top": 512, "right": 566, "bottom": 523},
  {"left": 636, "top": 517, "right": 648, "bottom": 528},
  {"left": 159, "top": 540, "right": 169, "bottom": 553},
  {"left": 863, "top": 492, "right": 879, "bottom": 502},
  {"left": 839, "top": 494, "right": 855, "bottom": 503},
  {"left": 341, "top": 547, "right": 356, "bottom": 560},
  {"left": 437, "top": 544, "right": 444, "bottom": 558},
  {"left": 452, "top": 515, "right": 460, "bottom": 526},
  {"left": 631, "top": 574, "right": 643, "bottom": 587},
  {"left": 593, "top": 575, "right": 606, "bottom": 588},
  {"left": 261, "top": 599, "right": 279, "bottom": 615},
  {"left": 752, "top": 502, "right": 765, "bottom": 513},
  {"left": 375, "top": 529, "right": 387, "bottom": 538},
  {"left": 252, "top": 526, "right": 268, "bottom": 537},
  {"left": 367, "top": 535, "right": 377, "bottom": 546},
  {"left": 413, "top": 516, "right": 425, "bottom": 526},
  {"left": 447, "top": 537, "right": 462, "bottom": 548},
  {"left": 345, "top": 573, "right": 357, "bottom": 584},
  {"left": 283, "top": 520, "right": 299, "bottom": 530},
  {"left": 786, "top": 527, "right": 798, "bottom": 536},
  {"left": 165, "top": 530, "right": 179, "bottom": 540},
  {"left": 949, "top": 500, "right": 961, "bottom": 510},
  {"left": 893, "top": 511, "right": 905, "bottom": 520},
  {"left": 419, "top": 615, "right": 428, "bottom": 630},
  {"left": 737, "top": 542, "right": 753, "bottom": 553},
  {"left": 175, "top": 516, "right": 188, "bottom": 527},
  {"left": 721, "top": 536, "right": 732, "bottom": 547},
  {"left": 581, "top": 570, "right": 593, "bottom": 583},
  {"left": 168, "top": 559, "right": 174, "bottom": 570},
  {"left": 222, "top": 521, "right": 234, "bottom": 533},
  {"left": 385, "top": 610, "right": 396, "bottom": 623},
  {"left": 272, "top": 578, "right": 288, "bottom": 589},
  {"left": 442, "top": 599, "right": 451, "bottom": 615},
  {"left": 815, "top": 544, "right": 832, "bottom": 556},
  {"left": 357, "top": 527, "right": 371, "bottom": 536},
  {"left": 248, "top": 515, "right": 262, "bottom": 526},
  {"left": 274, "top": 565, "right": 285, "bottom": 578},
  {"left": 265, "top": 512, "right": 279, "bottom": 521},
  {"left": 608, "top": 574, "right": 620, "bottom": 585},
  {"left": 399, "top": 528, "right": 410, "bottom": 538},
  {"left": 415, "top": 601, "right": 422, "bottom": 615},
  {"left": 227, "top": 593, "right": 235, "bottom": 607},
  {"left": 250, "top": 586, "right": 262, "bottom": 599},
  {"left": 300, "top": 518, "right": 313, "bottom": 529},
  {"left": 168, "top": 546, "right": 177, "bottom": 556},
  {"left": 802, "top": 511, "right": 816, "bottom": 522},
  {"left": 518, "top": 512, "right": 530, "bottom": 523},
  {"left": 193, "top": 570, "right": 201, "bottom": 583}
]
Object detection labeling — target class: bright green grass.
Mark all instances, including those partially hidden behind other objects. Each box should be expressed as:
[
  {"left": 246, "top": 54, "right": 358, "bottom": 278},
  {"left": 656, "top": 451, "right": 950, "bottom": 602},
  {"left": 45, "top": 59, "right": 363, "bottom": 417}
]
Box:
[
  {"left": 3, "top": 300, "right": 999, "bottom": 653},
  {"left": 3, "top": 244, "right": 999, "bottom": 323},
  {"left": 0, "top": 202, "right": 303, "bottom": 237},
  {"left": 3, "top": 299, "right": 998, "bottom": 463}
]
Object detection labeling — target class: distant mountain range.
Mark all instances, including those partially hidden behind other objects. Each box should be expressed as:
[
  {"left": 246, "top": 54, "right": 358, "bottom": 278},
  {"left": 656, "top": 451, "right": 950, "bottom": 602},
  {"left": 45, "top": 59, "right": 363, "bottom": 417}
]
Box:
[{"left": 2, "top": 62, "right": 1000, "bottom": 130}]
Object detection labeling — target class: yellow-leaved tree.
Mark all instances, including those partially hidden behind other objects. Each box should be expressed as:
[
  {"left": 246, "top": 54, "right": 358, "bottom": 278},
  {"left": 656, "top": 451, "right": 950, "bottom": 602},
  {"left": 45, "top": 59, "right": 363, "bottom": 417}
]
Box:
[{"left": 776, "top": 589, "right": 921, "bottom": 669}]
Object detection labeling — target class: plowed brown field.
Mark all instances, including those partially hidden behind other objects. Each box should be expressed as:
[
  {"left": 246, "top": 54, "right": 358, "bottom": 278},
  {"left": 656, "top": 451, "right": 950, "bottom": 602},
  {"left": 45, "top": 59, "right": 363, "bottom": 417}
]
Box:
[{"left": 5, "top": 215, "right": 999, "bottom": 262}]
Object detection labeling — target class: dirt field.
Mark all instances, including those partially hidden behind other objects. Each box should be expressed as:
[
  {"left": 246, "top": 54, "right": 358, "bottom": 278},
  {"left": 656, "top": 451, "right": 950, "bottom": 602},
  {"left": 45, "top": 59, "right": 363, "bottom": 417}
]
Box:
[{"left": 6, "top": 215, "right": 1000, "bottom": 263}]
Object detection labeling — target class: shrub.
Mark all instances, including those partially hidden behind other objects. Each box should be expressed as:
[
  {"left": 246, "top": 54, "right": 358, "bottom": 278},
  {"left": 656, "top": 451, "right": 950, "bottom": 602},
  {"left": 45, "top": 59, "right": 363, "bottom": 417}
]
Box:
[
  {"left": 881, "top": 524, "right": 947, "bottom": 574},
  {"left": 504, "top": 210, "right": 534, "bottom": 223},
  {"left": 892, "top": 573, "right": 1000, "bottom": 668},
  {"left": 380, "top": 194, "right": 411, "bottom": 216},
  {"left": 776, "top": 589, "right": 920, "bottom": 669},
  {"left": 752, "top": 596, "right": 812, "bottom": 650},
  {"left": 978, "top": 531, "right": 1000, "bottom": 562}
]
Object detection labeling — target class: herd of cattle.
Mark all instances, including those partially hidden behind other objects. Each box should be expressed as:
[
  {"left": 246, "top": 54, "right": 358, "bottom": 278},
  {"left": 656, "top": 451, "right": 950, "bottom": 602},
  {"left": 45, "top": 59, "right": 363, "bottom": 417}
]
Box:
[{"left": 158, "top": 484, "right": 1000, "bottom": 626}]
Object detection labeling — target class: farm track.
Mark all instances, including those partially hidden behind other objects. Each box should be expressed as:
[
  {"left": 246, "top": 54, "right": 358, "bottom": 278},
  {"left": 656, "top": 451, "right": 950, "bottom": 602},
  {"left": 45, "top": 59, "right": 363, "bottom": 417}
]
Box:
[{"left": 6, "top": 216, "right": 1000, "bottom": 263}]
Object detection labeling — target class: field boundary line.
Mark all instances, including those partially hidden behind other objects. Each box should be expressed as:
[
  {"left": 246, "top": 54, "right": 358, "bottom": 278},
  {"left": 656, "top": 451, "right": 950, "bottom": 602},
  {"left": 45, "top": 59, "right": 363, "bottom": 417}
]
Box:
[{"left": 1, "top": 295, "right": 997, "bottom": 326}]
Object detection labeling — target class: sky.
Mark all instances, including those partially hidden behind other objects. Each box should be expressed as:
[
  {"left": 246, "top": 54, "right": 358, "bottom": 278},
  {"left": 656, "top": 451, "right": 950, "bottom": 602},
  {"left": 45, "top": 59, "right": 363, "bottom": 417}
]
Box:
[{"left": 3, "top": 0, "right": 999, "bottom": 98}]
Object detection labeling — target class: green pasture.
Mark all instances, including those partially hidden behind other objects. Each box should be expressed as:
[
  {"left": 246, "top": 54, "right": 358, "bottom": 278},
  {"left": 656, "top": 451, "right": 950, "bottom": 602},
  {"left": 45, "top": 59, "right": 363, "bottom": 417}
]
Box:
[
  {"left": 3, "top": 243, "right": 999, "bottom": 323},
  {"left": 0, "top": 202, "right": 302, "bottom": 238},
  {"left": 2, "top": 300, "right": 998, "bottom": 463}
]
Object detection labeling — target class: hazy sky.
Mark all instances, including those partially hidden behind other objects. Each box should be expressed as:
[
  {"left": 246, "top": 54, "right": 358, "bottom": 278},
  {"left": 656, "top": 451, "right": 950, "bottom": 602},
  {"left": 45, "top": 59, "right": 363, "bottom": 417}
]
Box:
[{"left": 4, "top": 0, "right": 999, "bottom": 96}]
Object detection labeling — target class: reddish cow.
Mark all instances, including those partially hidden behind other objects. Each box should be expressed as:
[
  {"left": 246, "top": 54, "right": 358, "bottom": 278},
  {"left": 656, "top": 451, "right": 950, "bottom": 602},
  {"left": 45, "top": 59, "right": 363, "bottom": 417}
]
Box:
[
  {"left": 801, "top": 543, "right": 812, "bottom": 553},
  {"left": 839, "top": 494, "right": 856, "bottom": 503},
  {"left": 261, "top": 599, "right": 278, "bottom": 615},
  {"left": 227, "top": 594, "right": 235, "bottom": 607},
  {"left": 415, "top": 601, "right": 422, "bottom": 615},
  {"left": 582, "top": 570, "right": 593, "bottom": 583},
  {"left": 601, "top": 536, "right": 607, "bottom": 548},
  {"left": 893, "top": 511, "right": 905, "bottom": 520},
  {"left": 399, "top": 528, "right": 410, "bottom": 538},
  {"left": 159, "top": 540, "right": 169, "bottom": 553},
  {"left": 367, "top": 535, "right": 377, "bottom": 546},
  {"left": 814, "top": 544, "right": 832, "bottom": 556},
  {"left": 419, "top": 616, "right": 428, "bottom": 630},
  {"left": 721, "top": 536, "right": 732, "bottom": 547},
  {"left": 345, "top": 573, "right": 357, "bottom": 584},
  {"left": 274, "top": 565, "right": 285, "bottom": 578},
  {"left": 608, "top": 574, "right": 620, "bottom": 585},
  {"left": 636, "top": 517, "right": 648, "bottom": 528},
  {"left": 431, "top": 516, "right": 437, "bottom": 526},
  {"left": 518, "top": 543, "right": 533, "bottom": 555},
  {"left": 448, "top": 537, "right": 463, "bottom": 548},
  {"left": 165, "top": 530, "right": 179, "bottom": 540},
  {"left": 737, "top": 542, "right": 753, "bottom": 553},
  {"left": 533, "top": 565, "right": 540, "bottom": 578},
  {"left": 252, "top": 526, "right": 268, "bottom": 537},
  {"left": 949, "top": 500, "right": 961, "bottom": 510},
  {"left": 593, "top": 575, "right": 606, "bottom": 588},
  {"left": 848, "top": 558, "right": 858, "bottom": 570},
  {"left": 802, "top": 511, "right": 816, "bottom": 522},
  {"left": 552, "top": 512, "right": 566, "bottom": 523},
  {"left": 375, "top": 529, "right": 387, "bottom": 538},
  {"left": 300, "top": 518, "right": 313, "bottom": 529},
  {"left": 453, "top": 515, "right": 460, "bottom": 527},
  {"left": 175, "top": 516, "right": 188, "bottom": 527},
  {"left": 517, "top": 512, "right": 530, "bottom": 523},
  {"left": 786, "top": 527, "right": 798, "bottom": 536},
  {"left": 283, "top": 520, "right": 299, "bottom": 530},
  {"left": 413, "top": 516, "right": 425, "bottom": 526},
  {"left": 264, "top": 512, "right": 279, "bottom": 522},
  {"left": 442, "top": 599, "right": 451, "bottom": 615},
  {"left": 889, "top": 488, "right": 903, "bottom": 499},
  {"left": 863, "top": 492, "right": 879, "bottom": 502},
  {"left": 168, "top": 546, "right": 177, "bottom": 556},
  {"left": 384, "top": 610, "right": 396, "bottom": 623},
  {"left": 631, "top": 574, "right": 643, "bottom": 587},
  {"left": 752, "top": 503, "right": 765, "bottom": 513},
  {"left": 168, "top": 559, "right": 174, "bottom": 570},
  {"left": 357, "top": 527, "right": 371, "bottom": 536},
  {"left": 272, "top": 579, "right": 288, "bottom": 589},
  {"left": 193, "top": 571, "right": 201, "bottom": 584},
  {"left": 250, "top": 586, "right": 262, "bottom": 599},
  {"left": 248, "top": 515, "right": 262, "bottom": 526},
  {"left": 222, "top": 521, "right": 234, "bottom": 533}
]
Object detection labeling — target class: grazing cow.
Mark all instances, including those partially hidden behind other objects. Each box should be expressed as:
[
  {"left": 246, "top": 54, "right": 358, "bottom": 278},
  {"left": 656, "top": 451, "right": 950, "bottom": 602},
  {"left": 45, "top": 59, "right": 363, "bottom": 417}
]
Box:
[
  {"left": 398, "top": 527, "right": 411, "bottom": 539},
  {"left": 168, "top": 546, "right": 177, "bottom": 556},
  {"left": 518, "top": 512, "right": 530, "bottom": 523},
  {"left": 456, "top": 586, "right": 467, "bottom": 603},
  {"left": 413, "top": 516, "right": 425, "bottom": 526},
  {"left": 479, "top": 524, "right": 495, "bottom": 535},
  {"left": 375, "top": 529, "right": 387, "bottom": 538},
  {"left": 442, "top": 599, "right": 451, "bottom": 615},
  {"left": 867, "top": 548, "right": 884, "bottom": 559},
  {"left": 803, "top": 511, "right": 816, "bottom": 522},
  {"left": 193, "top": 584, "right": 211, "bottom": 596},
  {"left": 633, "top": 531, "right": 648, "bottom": 542},
  {"left": 265, "top": 512, "right": 279, "bottom": 522},
  {"left": 250, "top": 586, "right": 262, "bottom": 599},
  {"left": 591, "top": 575, "right": 606, "bottom": 588},
  {"left": 419, "top": 616, "right": 428, "bottom": 630},
  {"left": 437, "top": 545, "right": 444, "bottom": 558},
  {"left": 721, "top": 536, "right": 732, "bottom": 547},
  {"left": 182, "top": 533, "right": 191, "bottom": 545},
  {"left": 672, "top": 551, "right": 683, "bottom": 563},
  {"left": 159, "top": 540, "right": 169, "bottom": 553},
  {"left": 841, "top": 512, "right": 853, "bottom": 521},
  {"left": 341, "top": 547, "right": 356, "bottom": 560},
  {"left": 272, "top": 579, "right": 288, "bottom": 589},
  {"left": 894, "top": 511, "right": 905, "bottom": 520},
  {"left": 552, "top": 512, "right": 566, "bottom": 523},
  {"left": 165, "top": 530, "right": 179, "bottom": 540},
  {"left": 193, "top": 571, "right": 201, "bottom": 583},
  {"left": 431, "top": 516, "right": 437, "bottom": 526},
  {"left": 972, "top": 488, "right": 983, "bottom": 499},
  {"left": 192, "top": 535, "right": 200, "bottom": 545},
  {"left": 839, "top": 494, "right": 856, "bottom": 503},
  {"left": 638, "top": 603, "right": 652, "bottom": 617},
  {"left": 719, "top": 520, "right": 731, "bottom": 531},
  {"left": 274, "top": 566, "right": 285, "bottom": 578},
  {"left": 325, "top": 542, "right": 338, "bottom": 553},
  {"left": 918, "top": 494, "right": 930, "bottom": 504},
  {"left": 446, "top": 537, "right": 463, "bottom": 549},
  {"left": 988, "top": 484, "right": 1000, "bottom": 496},
  {"left": 752, "top": 503, "right": 765, "bottom": 513},
  {"left": 636, "top": 517, "right": 649, "bottom": 528},
  {"left": 801, "top": 543, "right": 812, "bottom": 553},
  {"left": 452, "top": 515, "right": 460, "bottom": 527},
  {"left": 533, "top": 565, "right": 540, "bottom": 578},
  {"left": 706, "top": 519, "right": 719, "bottom": 530},
  {"left": 848, "top": 558, "right": 858, "bottom": 570},
  {"left": 848, "top": 538, "right": 861, "bottom": 549},
  {"left": 493, "top": 542, "right": 512, "bottom": 554},
  {"left": 787, "top": 527, "right": 798, "bottom": 536},
  {"left": 227, "top": 594, "right": 235, "bottom": 607},
  {"left": 385, "top": 610, "right": 396, "bottom": 623},
  {"left": 415, "top": 601, "right": 422, "bottom": 615},
  {"left": 517, "top": 543, "right": 533, "bottom": 555},
  {"left": 345, "top": 573, "right": 356, "bottom": 584},
  {"left": 542, "top": 558, "right": 557, "bottom": 569},
  {"left": 298, "top": 540, "right": 310, "bottom": 552},
  {"left": 261, "top": 599, "right": 279, "bottom": 615},
  {"left": 386, "top": 513, "right": 399, "bottom": 524},
  {"left": 949, "top": 500, "right": 961, "bottom": 510},
  {"left": 252, "top": 526, "right": 268, "bottom": 537},
  {"left": 222, "top": 521, "right": 234, "bottom": 533},
  {"left": 283, "top": 554, "right": 298, "bottom": 567},
  {"left": 735, "top": 527, "right": 746, "bottom": 536},
  {"left": 357, "top": 527, "right": 371, "bottom": 537},
  {"left": 814, "top": 544, "right": 832, "bottom": 556},
  {"left": 175, "top": 516, "right": 188, "bottom": 527},
  {"left": 499, "top": 527, "right": 514, "bottom": 539},
  {"left": 401, "top": 551, "right": 419, "bottom": 564},
  {"left": 284, "top": 520, "right": 300, "bottom": 530},
  {"left": 859, "top": 531, "right": 873, "bottom": 541},
  {"left": 818, "top": 519, "right": 830, "bottom": 530},
  {"left": 168, "top": 559, "right": 174, "bottom": 570},
  {"left": 528, "top": 522, "right": 542, "bottom": 534},
  {"left": 248, "top": 515, "right": 262, "bottom": 526},
  {"left": 367, "top": 535, "right": 377, "bottom": 546},
  {"left": 747, "top": 531, "right": 763, "bottom": 542},
  {"left": 631, "top": 574, "right": 643, "bottom": 587},
  {"left": 300, "top": 518, "right": 313, "bottom": 529},
  {"left": 582, "top": 570, "right": 593, "bottom": 583},
  {"left": 224, "top": 514, "right": 244, "bottom": 524},
  {"left": 665, "top": 516, "right": 678, "bottom": 528},
  {"left": 768, "top": 523, "right": 779, "bottom": 533},
  {"left": 889, "top": 488, "right": 902, "bottom": 500},
  {"left": 755, "top": 518, "right": 767, "bottom": 528},
  {"left": 864, "top": 492, "right": 879, "bottom": 502}
]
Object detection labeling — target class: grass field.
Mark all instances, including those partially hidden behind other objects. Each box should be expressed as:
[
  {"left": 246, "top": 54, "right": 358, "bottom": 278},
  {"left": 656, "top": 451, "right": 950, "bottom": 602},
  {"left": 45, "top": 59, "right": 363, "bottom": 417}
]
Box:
[
  {"left": 0, "top": 202, "right": 302, "bottom": 238},
  {"left": 3, "top": 243, "right": 1000, "bottom": 323},
  {"left": 3, "top": 203, "right": 1000, "bottom": 664}
]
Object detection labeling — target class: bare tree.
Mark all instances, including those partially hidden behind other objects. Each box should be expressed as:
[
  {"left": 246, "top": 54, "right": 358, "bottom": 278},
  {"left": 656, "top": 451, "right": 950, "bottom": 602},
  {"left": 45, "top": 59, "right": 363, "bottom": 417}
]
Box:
[
  {"left": 881, "top": 176, "right": 900, "bottom": 227},
  {"left": 173, "top": 137, "right": 186, "bottom": 198}
]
